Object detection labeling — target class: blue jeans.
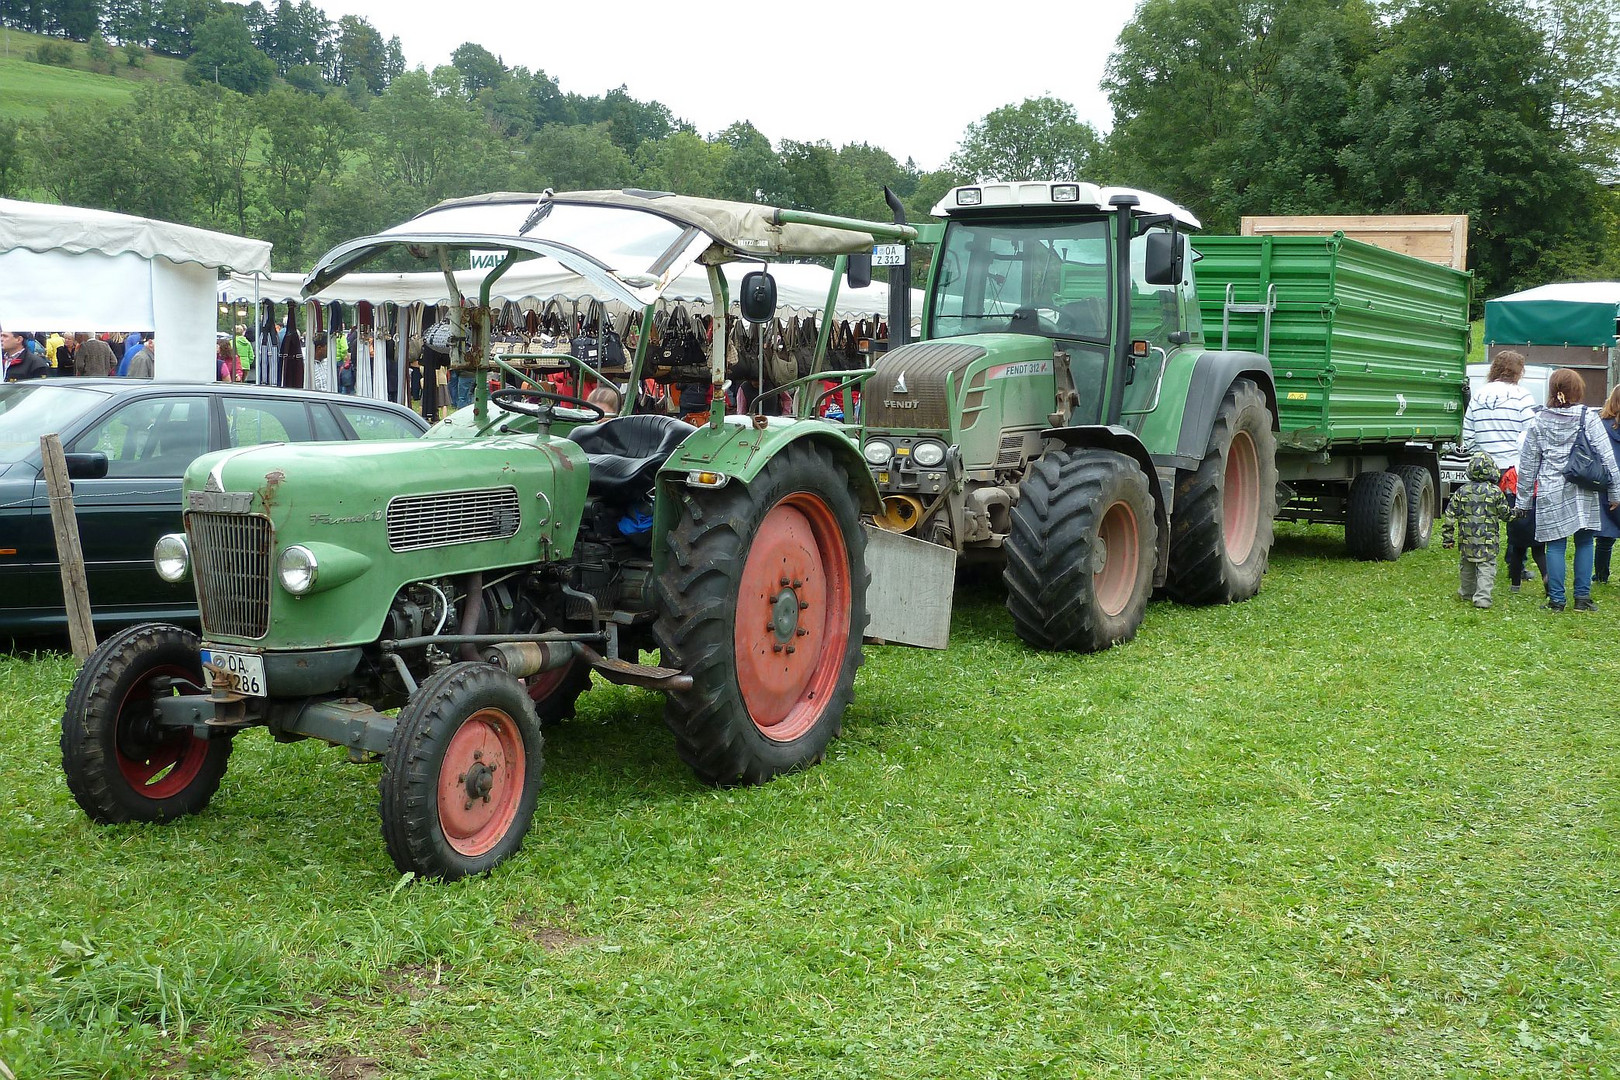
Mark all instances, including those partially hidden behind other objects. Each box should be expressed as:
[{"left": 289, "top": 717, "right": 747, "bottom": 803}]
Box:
[
  {"left": 1544, "top": 529, "right": 1596, "bottom": 604},
  {"left": 450, "top": 371, "right": 474, "bottom": 408}
]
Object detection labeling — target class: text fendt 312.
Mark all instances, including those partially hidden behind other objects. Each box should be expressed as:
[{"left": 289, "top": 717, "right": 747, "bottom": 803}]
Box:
[
  {"left": 860, "top": 181, "right": 1470, "bottom": 652},
  {"left": 59, "top": 190, "right": 952, "bottom": 881}
]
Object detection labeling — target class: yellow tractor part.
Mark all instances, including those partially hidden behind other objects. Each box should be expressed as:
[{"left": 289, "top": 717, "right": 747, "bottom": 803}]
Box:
[{"left": 876, "top": 495, "right": 924, "bottom": 532}]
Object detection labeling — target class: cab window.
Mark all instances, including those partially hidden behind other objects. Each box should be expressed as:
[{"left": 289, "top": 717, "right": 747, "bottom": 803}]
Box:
[{"left": 932, "top": 218, "right": 1110, "bottom": 341}]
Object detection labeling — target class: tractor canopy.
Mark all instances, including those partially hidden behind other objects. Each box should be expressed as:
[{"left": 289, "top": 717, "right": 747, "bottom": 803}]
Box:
[{"left": 303, "top": 189, "right": 881, "bottom": 309}]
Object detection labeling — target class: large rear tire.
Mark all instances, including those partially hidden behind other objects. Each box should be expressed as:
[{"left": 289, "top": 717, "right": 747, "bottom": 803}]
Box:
[
  {"left": 60, "top": 623, "right": 231, "bottom": 824},
  {"left": 654, "top": 440, "right": 867, "bottom": 786},
  {"left": 1166, "top": 378, "right": 1278, "bottom": 604},
  {"left": 1397, "top": 465, "right": 1436, "bottom": 551},
  {"left": 1346, "top": 471, "right": 1408, "bottom": 561},
  {"left": 1004, "top": 448, "right": 1156, "bottom": 652},
  {"left": 379, "top": 662, "right": 543, "bottom": 881}
]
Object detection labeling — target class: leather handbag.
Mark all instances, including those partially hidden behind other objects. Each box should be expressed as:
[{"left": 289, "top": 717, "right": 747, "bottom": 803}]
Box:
[{"left": 1563, "top": 407, "right": 1610, "bottom": 491}]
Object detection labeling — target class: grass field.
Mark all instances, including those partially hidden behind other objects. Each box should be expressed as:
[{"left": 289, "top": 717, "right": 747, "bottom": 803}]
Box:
[
  {"left": 1, "top": 523, "right": 1616, "bottom": 1077},
  {"left": 0, "top": 30, "right": 184, "bottom": 122}
]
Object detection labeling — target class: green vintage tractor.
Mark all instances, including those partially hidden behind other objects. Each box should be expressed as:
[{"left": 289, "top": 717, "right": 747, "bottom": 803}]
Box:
[
  {"left": 860, "top": 181, "right": 1278, "bottom": 652},
  {"left": 58, "top": 190, "right": 947, "bottom": 881}
]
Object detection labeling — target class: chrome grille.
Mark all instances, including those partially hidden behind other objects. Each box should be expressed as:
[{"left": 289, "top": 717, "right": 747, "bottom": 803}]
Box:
[
  {"left": 388, "top": 487, "right": 522, "bottom": 552},
  {"left": 185, "top": 512, "right": 273, "bottom": 639}
]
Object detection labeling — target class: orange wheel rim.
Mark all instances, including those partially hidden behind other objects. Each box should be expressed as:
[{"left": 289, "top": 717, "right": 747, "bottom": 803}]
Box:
[
  {"left": 1223, "top": 430, "right": 1260, "bottom": 563},
  {"left": 733, "top": 492, "right": 851, "bottom": 742},
  {"left": 437, "top": 707, "right": 526, "bottom": 857},
  {"left": 1094, "top": 500, "right": 1140, "bottom": 618}
]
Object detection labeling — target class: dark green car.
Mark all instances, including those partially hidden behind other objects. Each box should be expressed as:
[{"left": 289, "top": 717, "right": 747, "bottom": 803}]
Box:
[{"left": 0, "top": 379, "right": 427, "bottom": 638}]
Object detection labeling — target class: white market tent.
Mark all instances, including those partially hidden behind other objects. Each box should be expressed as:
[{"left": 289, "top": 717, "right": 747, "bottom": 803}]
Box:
[
  {"left": 219, "top": 260, "right": 909, "bottom": 321},
  {"left": 0, "top": 198, "right": 272, "bottom": 381}
]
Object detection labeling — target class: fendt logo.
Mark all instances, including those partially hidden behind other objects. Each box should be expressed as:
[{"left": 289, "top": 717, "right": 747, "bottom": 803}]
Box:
[{"left": 892, "top": 371, "right": 908, "bottom": 394}]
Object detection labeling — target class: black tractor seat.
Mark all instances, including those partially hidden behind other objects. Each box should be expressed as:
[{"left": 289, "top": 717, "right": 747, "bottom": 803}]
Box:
[{"left": 565, "top": 414, "right": 697, "bottom": 502}]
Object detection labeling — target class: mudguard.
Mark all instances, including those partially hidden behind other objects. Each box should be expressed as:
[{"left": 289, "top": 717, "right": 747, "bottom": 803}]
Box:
[{"left": 1174, "top": 351, "right": 1276, "bottom": 463}]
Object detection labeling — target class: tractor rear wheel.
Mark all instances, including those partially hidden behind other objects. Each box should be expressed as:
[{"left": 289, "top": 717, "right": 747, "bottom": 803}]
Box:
[
  {"left": 526, "top": 658, "right": 592, "bottom": 727},
  {"left": 60, "top": 623, "right": 232, "bottom": 824},
  {"left": 380, "top": 662, "right": 542, "bottom": 881},
  {"left": 1346, "top": 471, "right": 1408, "bottom": 561},
  {"left": 1004, "top": 448, "right": 1156, "bottom": 652},
  {"left": 1397, "top": 465, "right": 1436, "bottom": 550},
  {"left": 654, "top": 440, "right": 867, "bottom": 786},
  {"left": 1166, "top": 378, "right": 1277, "bottom": 604}
]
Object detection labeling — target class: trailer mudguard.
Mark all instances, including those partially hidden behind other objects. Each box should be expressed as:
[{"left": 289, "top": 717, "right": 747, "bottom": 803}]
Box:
[
  {"left": 1173, "top": 351, "right": 1277, "bottom": 465},
  {"left": 1040, "top": 423, "right": 1172, "bottom": 587}
]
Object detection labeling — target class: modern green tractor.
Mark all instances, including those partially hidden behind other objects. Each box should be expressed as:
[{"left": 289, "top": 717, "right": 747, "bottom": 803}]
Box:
[
  {"left": 58, "top": 190, "right": 945, "bottom": 881},
  {"left": 862, "top": 181, "right": 1279, "bottom": 653}
]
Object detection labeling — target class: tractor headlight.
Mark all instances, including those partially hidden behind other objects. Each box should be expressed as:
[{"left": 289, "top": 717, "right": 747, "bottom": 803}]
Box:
[
  {"left": 912, "top": 440, "right": 948, "bottom": 468},
  {"left": 863, "top": 439, "right": 895, "bottom": 466},
  {"left": 153, "top": 533, "right": 189, "bottom": 583},
  {"left": 278, "top": 545, "right": 318, "bottom": 596}
]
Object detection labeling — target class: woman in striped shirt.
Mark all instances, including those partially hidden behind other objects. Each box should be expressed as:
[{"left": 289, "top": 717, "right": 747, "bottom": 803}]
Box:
[{"left": 1464, "top": 350, "right": 1542, "bottom": 590}]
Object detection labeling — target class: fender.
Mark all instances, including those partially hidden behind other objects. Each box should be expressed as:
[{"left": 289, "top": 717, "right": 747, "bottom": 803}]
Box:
[
  {"left": 1173, "top": 351, "right": 1277, "bottom": 465},
  {"left": 1040, "top": 423, "right": 1171, "bottom": 587}
]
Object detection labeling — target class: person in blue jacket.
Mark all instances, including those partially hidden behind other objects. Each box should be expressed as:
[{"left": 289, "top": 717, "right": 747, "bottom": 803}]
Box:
[
  {"left": 1594, "top": 385, "right": 1620, "bottom": 583},
  {"left": 116, "top": 332, "right": 144, "bottom": 376}
]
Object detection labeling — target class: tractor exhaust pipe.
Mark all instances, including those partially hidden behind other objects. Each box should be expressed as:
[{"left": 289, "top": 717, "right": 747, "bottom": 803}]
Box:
[{"left": 884, "top": 186, "right": 910, "bottom": 350}]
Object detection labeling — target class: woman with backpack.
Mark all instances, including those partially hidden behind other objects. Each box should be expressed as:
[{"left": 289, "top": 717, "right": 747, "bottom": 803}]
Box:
[{"left": 1514, "top": 369, "right": 1620, "bottom": 611}]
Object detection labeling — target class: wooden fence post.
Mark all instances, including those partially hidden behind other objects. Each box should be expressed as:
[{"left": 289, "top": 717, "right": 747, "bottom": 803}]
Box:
[{"left": 39, "top": 434, "right": 96, "bottom": 661}]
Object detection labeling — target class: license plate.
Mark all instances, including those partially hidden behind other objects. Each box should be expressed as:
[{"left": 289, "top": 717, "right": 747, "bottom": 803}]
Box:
[{"left": 200, "top": 649, "right": 266, "bottom": 697}]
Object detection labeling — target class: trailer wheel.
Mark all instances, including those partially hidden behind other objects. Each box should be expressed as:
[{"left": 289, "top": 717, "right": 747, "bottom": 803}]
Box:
[
  {"left": 654, "top": 440, "right": 867, "bottom": 786},
  {"left": 1166, "top": 378, "right": 1278, "bottom": 604},
  {"left": 1397, "top": 465, "right": 1436, "bottom": 550},
  {"left": 380, "top": 662, "right": 542, "bottom": 881},
  {"left": 1346, "top": 471, "right": 1408, "bottom": 561},
  {"left": 60, "top": 623, "right": 232, "bottom": 824},
  {"left": 526, "top": 659, "right": 591, "bottom": 727},
  {"left": 1004, "top": 448, "right": 1156, "bottom": 652}
]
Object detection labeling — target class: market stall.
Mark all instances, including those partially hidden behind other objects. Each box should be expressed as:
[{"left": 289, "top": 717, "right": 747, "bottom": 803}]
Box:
[
  {"left": 1484, "top": 282, "right": 1620, "bottom": 405},
  {"left": 0, "top": 198, "right": 271, "bottom": 381}
]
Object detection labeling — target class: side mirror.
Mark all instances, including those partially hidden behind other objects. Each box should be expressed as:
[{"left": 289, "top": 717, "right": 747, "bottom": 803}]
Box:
[
  {"left": 1144, "top": 230, "right": 1185, "bottom": 286},
  {"left": 64, "top": 451, "right": 108, "bottom": 480},
  {"left": 739, "top": 270, "right": 777, "bottom": 323},
  {"left": 846, "top": 252, "right": 872, "bottom": 290}
]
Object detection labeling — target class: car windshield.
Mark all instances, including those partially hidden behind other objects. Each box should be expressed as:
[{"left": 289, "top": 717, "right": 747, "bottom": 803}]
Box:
[{"left": 0, "top": 383, "right": 109, "bottom": 465}]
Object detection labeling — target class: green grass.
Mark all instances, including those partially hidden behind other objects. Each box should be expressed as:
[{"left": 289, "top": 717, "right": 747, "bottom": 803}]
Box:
[
  {"left": 2, "top": 523, "right": 1617, "bottom": 1077},
  {"left": 0, "top": 30, "right": 185, "bottom": 122}
]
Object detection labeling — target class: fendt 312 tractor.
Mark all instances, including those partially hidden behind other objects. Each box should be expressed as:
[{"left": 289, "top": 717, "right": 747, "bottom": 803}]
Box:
[
  {"left": 59, "top": 190, "right": 950, "bottom": 881},
  {"left": 860, "top": 181, "right": 1469, "bottom": 652}
]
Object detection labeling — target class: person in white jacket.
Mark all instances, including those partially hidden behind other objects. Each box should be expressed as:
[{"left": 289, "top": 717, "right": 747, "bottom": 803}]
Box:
[{"left": 1464, "top": 350, "right": 1542, "bottom": 590}]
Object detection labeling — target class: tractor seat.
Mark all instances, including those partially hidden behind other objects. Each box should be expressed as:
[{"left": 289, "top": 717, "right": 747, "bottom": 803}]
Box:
[{"left": 565, "top": 414, "right": 696, "bottom": 501}]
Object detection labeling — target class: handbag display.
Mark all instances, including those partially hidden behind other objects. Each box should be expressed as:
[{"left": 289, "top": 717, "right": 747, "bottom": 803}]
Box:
[{"left": 1563, "top": 406, "right": 1610, "bottom": 491}]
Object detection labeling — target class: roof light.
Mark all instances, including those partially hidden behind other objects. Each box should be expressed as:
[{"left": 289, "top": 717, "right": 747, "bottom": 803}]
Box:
[
  {"left": 1051, "top": 184, "right": 1080, "bottom": 203},
  {"left": 956, "top": 188, "right": 982, "bottom": 206}
]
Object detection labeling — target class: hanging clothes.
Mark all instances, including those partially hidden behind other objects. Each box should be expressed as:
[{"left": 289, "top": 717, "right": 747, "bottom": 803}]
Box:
[
  {"left": 258, "top": 302, "right": 279, "bottom": 386},
  {"left": 279, "top": 301, "right": 304, "bottom": 389},
  {"left": 309, "top": 301, "right": 330, "bottom": 392}
]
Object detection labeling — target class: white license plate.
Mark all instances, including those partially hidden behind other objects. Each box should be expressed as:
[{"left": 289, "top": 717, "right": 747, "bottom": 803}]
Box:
[{"left": 200, "top": 649, "right": 266, "bottom": 697}]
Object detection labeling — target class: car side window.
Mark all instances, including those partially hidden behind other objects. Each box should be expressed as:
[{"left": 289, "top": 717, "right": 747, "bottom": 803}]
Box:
[
  {"left": 70, "top": 396, "right": 211, "bottom": 478},
  {"left": 335, "top": 402, "right": 422, "bottom": 440},
  {"left": 224, "top": 396, "right": 314, "bottom": 447},
  {"left": 310, "top": 403, "right": 346, "bottom": 441}
]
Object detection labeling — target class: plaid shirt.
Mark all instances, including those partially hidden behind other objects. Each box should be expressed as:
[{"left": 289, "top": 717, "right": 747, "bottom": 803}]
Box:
[{"left": 1516, "top": 406, "right": 1620, "bottom": 541}]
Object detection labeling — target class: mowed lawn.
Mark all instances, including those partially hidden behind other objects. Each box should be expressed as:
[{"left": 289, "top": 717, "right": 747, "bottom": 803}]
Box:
[{"left": 0, "top": 523, "right": 1616, "bottom": 1077}]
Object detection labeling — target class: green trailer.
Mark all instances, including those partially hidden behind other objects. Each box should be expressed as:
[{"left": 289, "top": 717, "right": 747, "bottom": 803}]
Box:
[{"left": 1192, "top": 233, "right": 1471, "bottom": 558}]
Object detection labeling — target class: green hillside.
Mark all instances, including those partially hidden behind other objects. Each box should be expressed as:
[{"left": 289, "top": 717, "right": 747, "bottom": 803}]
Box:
[{"left": 0, "top": 29, "right": 185, "bottom": 122}]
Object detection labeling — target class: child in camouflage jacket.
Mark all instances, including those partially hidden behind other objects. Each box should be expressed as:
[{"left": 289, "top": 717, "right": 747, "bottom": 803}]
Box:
[{"left": 1443, "top": 450, "right": 1512, "bottom": 608}]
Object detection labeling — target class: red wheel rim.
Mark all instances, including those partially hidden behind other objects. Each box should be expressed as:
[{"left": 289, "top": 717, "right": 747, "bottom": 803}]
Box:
[
  {"left": 437, "top": 708, "right": 526, "bottom": 858},
  {"left": 114, "top": 662, "right": 211, "bottom": 800},
  {"left": 1223, "top": 430, "right": 1260, "bottom": 563},
  {"left": 1094, "top": 500, "right": 1141, "bottom": 618},
  {"left": 526, "top": 660, "right": 574, "bottom": 703},
  {"left": 733, "top": 492, "right": 852, "bottom": 742}
]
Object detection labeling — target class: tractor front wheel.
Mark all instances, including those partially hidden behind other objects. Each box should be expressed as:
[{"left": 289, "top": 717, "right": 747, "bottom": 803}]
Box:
[
  {"left": 60, "top": 623, "right": 232, "bottom": 824},
  {"left": 380, "top": 662, "right": 543, "bottom": 881},
  {"left": 1166, "top": 378, "right": 1278, "bottom": 604},
  {"left": 654, "top": 440, "right": 867, "bottom": 786},
  {"left": 1004, "top": 449, "right": 1157, "bottom": 652}
]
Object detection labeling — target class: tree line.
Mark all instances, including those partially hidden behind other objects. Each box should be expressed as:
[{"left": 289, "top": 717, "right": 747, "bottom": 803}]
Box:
[{"left": 3, "top": 0, "right": 1616, "bottom": 301}]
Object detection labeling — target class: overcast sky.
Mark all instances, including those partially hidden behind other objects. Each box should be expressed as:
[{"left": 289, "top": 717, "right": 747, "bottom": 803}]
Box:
[{"left": 316, "top": 0, "right": 1141, "bottom": 171}]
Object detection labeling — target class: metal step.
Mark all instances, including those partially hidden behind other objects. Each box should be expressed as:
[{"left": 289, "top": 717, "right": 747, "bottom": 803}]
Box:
[{"left": 578, "top": 645, "right": 693, "bottom": 691}]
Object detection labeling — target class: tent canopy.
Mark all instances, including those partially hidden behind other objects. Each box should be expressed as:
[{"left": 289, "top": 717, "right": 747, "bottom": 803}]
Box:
[
  {"left": 223, "top": 261, "right": 906, "bottom": 322},
  {"left": 1485, "top": 281, "right": 1620, "bottom": 348},
  {"left": 0, "top": 198, "right": 271, "bottom": 273}
]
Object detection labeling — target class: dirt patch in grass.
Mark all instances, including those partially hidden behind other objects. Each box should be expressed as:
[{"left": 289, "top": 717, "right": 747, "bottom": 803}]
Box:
[
  {"left": 510, "top": 908, "right": 594, "bottom": 951},
  {"left": 246, "top": 1017, "right": 383, "bottom": 1080}
]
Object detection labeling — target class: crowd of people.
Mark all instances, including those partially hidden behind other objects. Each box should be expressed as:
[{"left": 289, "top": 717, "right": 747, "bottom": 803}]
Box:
[
  {"left": 1447, "top": 350, "right": 1620, "bottom": 611},
  {"left": 1, "top": 328, "right": 157, "bottom": 382}
]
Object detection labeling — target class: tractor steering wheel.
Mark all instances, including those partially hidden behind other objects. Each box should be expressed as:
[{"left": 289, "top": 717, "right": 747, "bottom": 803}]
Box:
[{"left": 490, "top": 386, "right": 605, "bottom": 421}]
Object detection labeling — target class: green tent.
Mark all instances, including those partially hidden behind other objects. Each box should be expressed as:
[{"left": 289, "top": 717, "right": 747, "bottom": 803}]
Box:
[{"left": 1484, "top": 282, "right": 1620, "bottom": 347}]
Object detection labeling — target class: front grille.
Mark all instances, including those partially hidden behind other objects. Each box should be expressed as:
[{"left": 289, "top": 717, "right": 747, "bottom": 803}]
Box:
[
  {"left": 863, "top": 341, "right": 986, "bottom": 430},
  {"left": 185, "top": 512, "right": 273, "bottom": 639},
  {"left": 388, "top": 487, "right": 522, "bottom": 552},
  {"left": 996, "top": 431, "right": 1025, "bottom": 468}
]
